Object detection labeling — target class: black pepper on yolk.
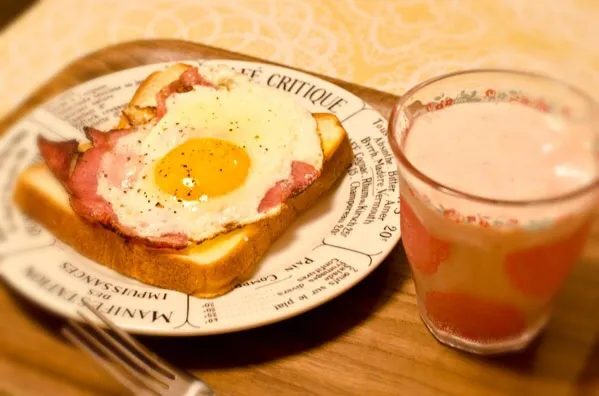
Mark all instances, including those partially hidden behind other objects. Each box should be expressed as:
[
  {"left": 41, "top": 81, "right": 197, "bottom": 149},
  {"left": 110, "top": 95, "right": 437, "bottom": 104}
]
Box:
[{"left": 154, "top": 138, "right": 251, "bottom": 201}]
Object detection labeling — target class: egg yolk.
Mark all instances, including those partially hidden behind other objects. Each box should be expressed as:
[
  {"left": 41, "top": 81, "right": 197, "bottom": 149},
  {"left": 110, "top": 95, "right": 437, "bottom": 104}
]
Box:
[{"left": 155, "top": 138, "right": 251, "bottom": 201}]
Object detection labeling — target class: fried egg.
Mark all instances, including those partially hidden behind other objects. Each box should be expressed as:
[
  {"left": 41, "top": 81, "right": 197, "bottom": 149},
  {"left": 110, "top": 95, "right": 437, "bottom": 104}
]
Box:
[{"left": 97, "top": 64, "right": 323, "bottom": 243}]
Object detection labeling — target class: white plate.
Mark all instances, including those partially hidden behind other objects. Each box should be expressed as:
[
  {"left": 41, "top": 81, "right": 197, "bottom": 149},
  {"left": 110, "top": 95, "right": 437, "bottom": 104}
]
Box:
[{"left": 0, "top": 60, "right": 401, "bottom": 336}]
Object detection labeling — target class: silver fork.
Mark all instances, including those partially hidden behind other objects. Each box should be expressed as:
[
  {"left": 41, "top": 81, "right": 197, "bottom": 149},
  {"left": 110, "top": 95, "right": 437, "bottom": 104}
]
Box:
[{"left": 61, "top": 299, "right": 216, "bottom": 396}]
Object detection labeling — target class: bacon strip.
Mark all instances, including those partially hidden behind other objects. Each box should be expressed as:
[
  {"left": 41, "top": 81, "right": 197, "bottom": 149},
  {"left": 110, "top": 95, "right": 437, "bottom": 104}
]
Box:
[
  {"left": 38, "top": 129, "right": 188, "bottom": 250},
  {"left": 258, "top": 161, "right": 320, "bottom": 213},
  {"left": 37, "top": 139, "right": 79, "bottom": 186},
  {"left": 155, "top": 67, "right": 215, "bottom": 119}
]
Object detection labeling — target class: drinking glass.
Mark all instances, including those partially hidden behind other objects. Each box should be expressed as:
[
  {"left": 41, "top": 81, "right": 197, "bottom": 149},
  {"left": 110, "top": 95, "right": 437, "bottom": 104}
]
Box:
[{"left": 388, "top": 69, "right": 599, "bottom": 354}]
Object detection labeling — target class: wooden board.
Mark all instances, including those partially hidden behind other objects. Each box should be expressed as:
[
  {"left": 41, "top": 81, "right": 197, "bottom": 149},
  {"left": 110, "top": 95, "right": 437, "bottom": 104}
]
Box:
[{"left": 1, "top": 39, "right": 599, "bottom": 396}]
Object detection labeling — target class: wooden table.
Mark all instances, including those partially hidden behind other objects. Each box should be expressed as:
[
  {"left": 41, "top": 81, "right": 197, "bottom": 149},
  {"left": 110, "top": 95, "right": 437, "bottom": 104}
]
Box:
[{"left": 1, "top": 40, "right": 599, "bottom": 396}]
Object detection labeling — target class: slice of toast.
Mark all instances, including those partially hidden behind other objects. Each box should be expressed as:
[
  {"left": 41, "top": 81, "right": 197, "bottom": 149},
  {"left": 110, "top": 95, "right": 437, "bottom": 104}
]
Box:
[{"left": 13, "top": 64, "right": 353, "bottom": 298}]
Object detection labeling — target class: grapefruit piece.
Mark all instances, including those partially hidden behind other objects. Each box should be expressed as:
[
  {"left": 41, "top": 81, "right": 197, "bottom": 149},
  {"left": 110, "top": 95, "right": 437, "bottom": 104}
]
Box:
[
  {"left": 400, "top": 196, "right": 451, "bottom": 274},
  {"left": 504, "top": 222, "right": 590, "bottom": 299},
  {"left": 425, "top": 291, "right": 527, "bottom": 342}
]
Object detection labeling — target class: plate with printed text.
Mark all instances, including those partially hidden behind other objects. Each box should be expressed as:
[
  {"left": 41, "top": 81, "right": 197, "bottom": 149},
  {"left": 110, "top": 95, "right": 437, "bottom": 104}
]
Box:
[{"left": 0, "top": 60, "right": 401, "bottom": 335}]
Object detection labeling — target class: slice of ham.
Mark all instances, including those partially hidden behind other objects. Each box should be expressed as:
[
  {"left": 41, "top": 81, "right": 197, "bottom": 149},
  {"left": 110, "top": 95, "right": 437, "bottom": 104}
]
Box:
[
  {"left": 258, "top": 161, "right": 320, "bottom": 213},
  {"left": 155, "top": 67, "right": 215, "bottom": 119},
  {"left": 38, "top": 127, "right": 188, "bottom": 250}
]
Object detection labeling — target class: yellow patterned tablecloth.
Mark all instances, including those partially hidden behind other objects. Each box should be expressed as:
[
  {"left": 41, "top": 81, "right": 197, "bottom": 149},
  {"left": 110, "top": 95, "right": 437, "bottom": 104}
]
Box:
[{"left": 0, "top": 0, "right": 598, "bottom": 120}]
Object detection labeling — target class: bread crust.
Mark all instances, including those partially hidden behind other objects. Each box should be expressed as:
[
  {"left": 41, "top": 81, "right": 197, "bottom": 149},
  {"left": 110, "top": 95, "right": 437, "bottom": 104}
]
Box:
[
  {"left": 14, "top": 113, "right": 352, "bottom": 298},
  {"left": 116, "top": 63, "right": 192, "bottom": 129}
]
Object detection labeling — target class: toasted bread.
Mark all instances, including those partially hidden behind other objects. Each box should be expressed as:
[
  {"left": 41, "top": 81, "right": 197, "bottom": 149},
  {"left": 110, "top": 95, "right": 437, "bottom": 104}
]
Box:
[{"left": 13, "top": 64, "right": 353, "bottom": 298}]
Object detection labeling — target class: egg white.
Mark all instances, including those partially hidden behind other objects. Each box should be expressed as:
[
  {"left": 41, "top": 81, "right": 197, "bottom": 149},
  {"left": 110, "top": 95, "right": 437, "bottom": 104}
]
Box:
[{"left": 96, "top": 64, "right": 323, "bottom": 243}]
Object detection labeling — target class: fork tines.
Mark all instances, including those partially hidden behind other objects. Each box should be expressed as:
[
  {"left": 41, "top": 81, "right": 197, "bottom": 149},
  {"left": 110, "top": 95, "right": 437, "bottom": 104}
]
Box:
[{"left": 61, "top": 299, "right": 215, "bottom": 396}]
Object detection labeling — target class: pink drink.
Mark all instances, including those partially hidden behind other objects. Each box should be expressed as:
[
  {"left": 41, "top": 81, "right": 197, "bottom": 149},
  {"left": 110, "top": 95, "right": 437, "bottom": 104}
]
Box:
[{"left": 388, "top": 70, "right": 599, "bottom": 354}]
